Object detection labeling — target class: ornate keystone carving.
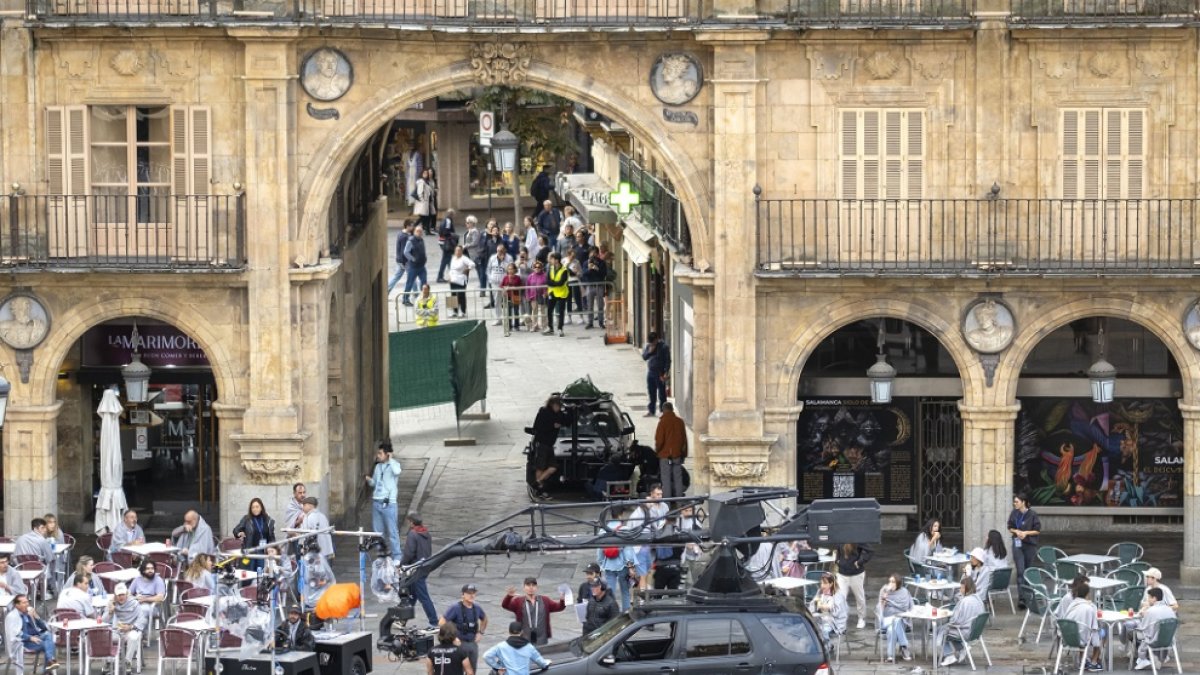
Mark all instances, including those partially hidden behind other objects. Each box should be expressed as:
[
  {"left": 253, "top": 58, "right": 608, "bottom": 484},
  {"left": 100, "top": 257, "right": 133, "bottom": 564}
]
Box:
[
  {"left": 862, "top": 52, "right": 901, "bottom": 80},
  {"left": 232, "top": 429, "right": 310, "bottom": 485},
  {"left": 469, "top": 43, "right": 533, "bottom": 86},
  {"left": 110, "top": 50, "right": 145, "bottom": 77},
  {"left": 710, "top": 461, "right": 769, "bottom": 482},
  {"left": 703, "top": 433, "right": 778, "bottom": 487}
]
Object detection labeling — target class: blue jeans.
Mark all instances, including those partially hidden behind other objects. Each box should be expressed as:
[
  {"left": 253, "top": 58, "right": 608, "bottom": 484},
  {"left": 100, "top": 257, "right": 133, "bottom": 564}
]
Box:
[
  {"left": 409, "top": 577, "right": 438, "bottom": 627},
  {"left": 387, "top": 263, "right": 406, "bottom": 292},
  {"left": 402, "top": 264, "right": 428, "bottom": 300},
  {"left": 884, "top": 617, "right": 909, "bottom": 657},
  {"left": 371, "top": 500, "right": 403, "bottom": 560},
  {"left": 647, "top": 372, "right": 667, "bottom": 414},
  {"left": 24, "top": 631, "right": 55, "bottom": 662},
  {"left": 604, "top": 569, "right": 632, "bottom": 612}
]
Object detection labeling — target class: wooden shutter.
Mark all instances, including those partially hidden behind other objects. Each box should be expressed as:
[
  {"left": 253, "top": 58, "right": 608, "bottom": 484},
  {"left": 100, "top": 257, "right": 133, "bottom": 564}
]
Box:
[
  {"left": 45, "top": 106, "right": 89, "bottom": 258},
  {"left": 906, "top": 111, "right": 924, "bottom": 200},
  {"left": 171, "top": 106, "right": 213, "bottom": 261},
  {"left": 1062, "top": 109, "right": 1101, "bottom": 200},
  {"left": 840, "top": 110, "right": 858, "bottom": 200},
  {"left": 861, "top": 110, "right": 879, "bottom": 200},
  {"left": 1114, "top": 109, "right": 1144, "bottom": 200},
  {"left": 841, "top": 109, "right": 922, "bottom": 200},
  {"left": 1064, "top": 108, "right": 1145, "bottom": 200}
]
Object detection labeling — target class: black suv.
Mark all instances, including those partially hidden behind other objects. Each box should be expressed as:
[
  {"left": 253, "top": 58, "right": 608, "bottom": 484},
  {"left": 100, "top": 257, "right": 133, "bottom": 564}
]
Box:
[{"left": 538, "top": 598, "right": 833, "bottom": 675}]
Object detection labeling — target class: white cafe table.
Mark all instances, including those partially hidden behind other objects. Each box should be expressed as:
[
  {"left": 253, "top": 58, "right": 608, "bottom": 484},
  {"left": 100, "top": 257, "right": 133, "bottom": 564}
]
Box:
[
  {"left": 1086, "top": 576, "right": 1126, "bottom": 603},
  {"left": 0, "top": 543, "right": 70, "bottom": 556},
  {"left": 1060, "top": 554, "right": 1119, "bottom": 574},
  {"left": 899, "top": 604, "right": 948, "bottom": 673},
  {"left": 763, "top": 577, "right": 818, "bottom": 597},
  {"left": 120, "top": 543, "right": 180, "bottom": 557},
  {"left": 48, "top": 617, "right": 103, "bottom": 675},
  {"left": 97, "top": 568, "right": 141, "bottom": 583},
  {"left": 1098, "top": 609, "right": 1136, "bottom": 672},
  {"left": 906, "top": 577, "right": 959, "bottom": 606}
]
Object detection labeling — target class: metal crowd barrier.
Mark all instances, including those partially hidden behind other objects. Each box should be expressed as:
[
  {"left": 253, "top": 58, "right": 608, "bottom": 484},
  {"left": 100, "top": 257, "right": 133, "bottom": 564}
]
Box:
[{"left": 391, "top": 281, "right": 616, "bottom": 336}]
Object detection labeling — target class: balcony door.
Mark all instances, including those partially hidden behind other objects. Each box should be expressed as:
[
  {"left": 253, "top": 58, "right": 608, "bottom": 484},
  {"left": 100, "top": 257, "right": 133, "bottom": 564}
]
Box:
[{"left": 45, "top": 104, "right": 210, "bottom": 261}]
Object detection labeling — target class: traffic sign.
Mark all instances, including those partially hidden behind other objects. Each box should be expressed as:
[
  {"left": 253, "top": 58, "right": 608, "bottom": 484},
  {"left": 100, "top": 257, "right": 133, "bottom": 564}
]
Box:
[{"left": 479, "top": 111, "right": 494, "bottom": 146}]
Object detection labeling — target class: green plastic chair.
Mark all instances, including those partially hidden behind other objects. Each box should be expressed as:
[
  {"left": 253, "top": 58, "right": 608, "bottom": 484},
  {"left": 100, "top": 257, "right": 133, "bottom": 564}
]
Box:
[
  {"left": 1018, "top": 587, "right": 1058, "bottom": 643},
  {"left": 1106, "top": 541, "right": 1144, "bottom": 566},
  {"left": 1108, "top": 568, "right": 1142, "bottom": 589},
  {"left": 1037, "top": 545, "right": 1067, "bottom": 570},
  {"left": 986, "top": 567, "right": 1015, "bottom": 615},
  {"left": 1107, "top": 585, "right": 1145, "bottom": 613},
  {"left": 1122, "top": 561, "right": 1152, "bottom": 575},
  {"left": 1023, "top": 567, "right": 1055, "bottom": 598},
  {"left": 1054, "top": 619, "right": 1092, "bottom": 675},
  {"left": 952, "top": 612, "right": 992, "bottom": 670},
  {"left": 1056, "top": 561, "right": 1085, "bottom": 587},
  {"left": 1130, "top": 617, "right": 1182, "bottom": 675}
]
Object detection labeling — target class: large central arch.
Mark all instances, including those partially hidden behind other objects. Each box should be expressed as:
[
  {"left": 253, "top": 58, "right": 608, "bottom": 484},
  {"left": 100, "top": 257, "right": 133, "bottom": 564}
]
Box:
[{"left": 297, "top": 58, "right": 712, "bottom": 266}]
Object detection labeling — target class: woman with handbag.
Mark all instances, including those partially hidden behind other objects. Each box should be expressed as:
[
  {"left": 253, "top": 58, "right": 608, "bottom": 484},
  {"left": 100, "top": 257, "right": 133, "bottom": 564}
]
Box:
[{"left": 447, "top": 245, "right": 474, "bottom": 318}]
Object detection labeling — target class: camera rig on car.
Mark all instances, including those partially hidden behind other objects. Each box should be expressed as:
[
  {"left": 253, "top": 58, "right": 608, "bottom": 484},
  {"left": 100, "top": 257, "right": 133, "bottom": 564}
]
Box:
[{"left": 377, "top": 488, "right": 881, "bottom": 659}]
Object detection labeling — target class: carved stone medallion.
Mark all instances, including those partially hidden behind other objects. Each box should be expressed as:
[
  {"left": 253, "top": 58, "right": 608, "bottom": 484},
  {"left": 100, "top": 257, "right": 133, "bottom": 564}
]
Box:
[
  {"left": 1183, "top": 300, "right": 1200, "bottom": 351},
  {"left": 300, "top": 48, "right": 354, "bottom": 103},
  {"left": 962, "top": 298, "right": 1015, "bottom": 354},
  {"left": 0, "top": 292, "right": 50, "bottom": 351},
  {"left": 650, "top": 53, "right": 703, "bottom": 106},
  {"left": 469, "top": 42, "right": 533, "bottom": 87}
]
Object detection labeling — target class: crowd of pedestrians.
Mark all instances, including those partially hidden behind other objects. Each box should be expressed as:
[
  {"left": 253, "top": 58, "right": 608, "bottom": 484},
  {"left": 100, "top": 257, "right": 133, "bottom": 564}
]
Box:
[{"left": 388, "top": 202, "right": 616, "bottom": 336}]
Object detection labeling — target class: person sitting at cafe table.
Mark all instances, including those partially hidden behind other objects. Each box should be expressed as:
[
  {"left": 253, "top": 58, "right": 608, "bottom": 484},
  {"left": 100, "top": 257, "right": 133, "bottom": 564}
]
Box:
[
  {"left": 56, "top": 573, "right": 97, "bottom": 618},
  {"left": 938, "top": 577, "right": 987, "bottom": 667},
  {"left": 104, "top": 583, "right": 146, "bottom": 672},
  {"left": 1058, "top": 579, "right": 1105, "bottom": 672},
  {"left": 0, "top": 554, "right": 28, "bottom": 596},
  {"left": 109, "top": 510, "right": 145, "bottom": 558},
  {"left": 958, "top": 548, "right": 993, "bottom": 606},
  {"left": 1129, "top": 587, "right": 1177, "bottom": 671},
  {"left": 127, "top": 560, "right": 166, "bottom": 626},
  {"left": 910, "top": 519, "right": 944, "bottom": 563},
  {"left": 1140, "top": 568, "right": 1179, "bottom": 612}
]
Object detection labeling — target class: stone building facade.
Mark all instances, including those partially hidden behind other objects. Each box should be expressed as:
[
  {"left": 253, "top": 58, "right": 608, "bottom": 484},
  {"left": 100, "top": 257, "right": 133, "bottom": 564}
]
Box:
[{"left": 1, "top": 0, "right": 1200, "bottom": 580}]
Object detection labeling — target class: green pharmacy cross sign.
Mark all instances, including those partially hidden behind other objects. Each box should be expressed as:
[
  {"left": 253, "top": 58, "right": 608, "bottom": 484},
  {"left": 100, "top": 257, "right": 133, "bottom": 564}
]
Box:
[{"left": 609, "top": 182, "right": 641, "bottom": 215}]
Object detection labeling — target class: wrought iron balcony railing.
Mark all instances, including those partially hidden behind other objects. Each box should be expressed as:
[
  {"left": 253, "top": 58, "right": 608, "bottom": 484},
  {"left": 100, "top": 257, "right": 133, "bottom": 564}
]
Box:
[
  {"left": 756, "top": 196, "right": 1200, "bottom": 276},
  {"left": 24, "top": 0, "right": 697, "bottom": 24},
  {"left": 1009, "top": 0, "right": 1196, "bottom": 25},
  {"left": 0, "top": 194, "right": 245, "bottom": 271},
  {"left": 783, "top": 0, "right": 976, "bottom": 26},
  {"left": 619, "top": 153, "right": 692, "bottom": 256}
]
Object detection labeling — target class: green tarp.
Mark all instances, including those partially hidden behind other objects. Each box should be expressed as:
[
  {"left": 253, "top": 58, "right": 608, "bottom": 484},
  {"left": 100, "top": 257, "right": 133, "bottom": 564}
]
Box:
[
  {"left": 450, "top": 321, "right": 489, "bottom": 416},
  {"left": 388, "top": 321, "right": 485, "bottom": 411}
]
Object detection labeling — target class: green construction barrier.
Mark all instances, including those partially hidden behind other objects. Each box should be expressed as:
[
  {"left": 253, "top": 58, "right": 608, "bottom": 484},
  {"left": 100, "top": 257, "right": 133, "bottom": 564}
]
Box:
[
  {"left": 450, "top": 321, "right": 489, "bottom": 416},
  {"left": 388, "top": 321, "right": 485, "bottom": 411}
]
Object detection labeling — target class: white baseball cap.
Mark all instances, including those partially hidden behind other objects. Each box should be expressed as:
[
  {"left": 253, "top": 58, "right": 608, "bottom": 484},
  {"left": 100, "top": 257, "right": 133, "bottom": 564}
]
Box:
[{"left": 114, "top": 583, "right": 128, "bottom": 595}]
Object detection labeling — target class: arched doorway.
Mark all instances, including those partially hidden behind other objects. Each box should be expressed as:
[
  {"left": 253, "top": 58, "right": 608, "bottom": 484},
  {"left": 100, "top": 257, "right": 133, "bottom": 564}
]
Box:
[
  {"left": 55, "top": 318, "right": 221, "bottom": 530},
  {"left": 796, "top": 318, "right": 967, "bottom": 531},
  {"left": 1012, "top": 317, "right": 1184, "bottom": 518}
]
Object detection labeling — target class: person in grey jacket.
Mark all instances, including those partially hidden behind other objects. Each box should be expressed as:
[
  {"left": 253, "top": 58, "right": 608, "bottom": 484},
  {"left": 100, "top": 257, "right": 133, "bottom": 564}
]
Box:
[
  {"left": 938, "top": 578, "right": 987, "bottom": 667},
  {"left": 400, "top": 513, "right": 438, "bottom": 628},
  {"left": 104, "top": 583, "right": 147, "bottom": 668},
  {"left": 877, "top": 573, "right": 914, "bottom": 662}
]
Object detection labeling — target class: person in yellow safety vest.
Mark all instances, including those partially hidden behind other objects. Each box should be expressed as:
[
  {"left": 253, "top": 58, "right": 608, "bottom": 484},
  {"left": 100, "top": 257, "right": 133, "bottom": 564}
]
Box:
[
  {"left": 415, "top": 284, "right": 439, "bottom": 328},
  {"left": 544, "top": 253, "right": 570, "bottom": 338}
]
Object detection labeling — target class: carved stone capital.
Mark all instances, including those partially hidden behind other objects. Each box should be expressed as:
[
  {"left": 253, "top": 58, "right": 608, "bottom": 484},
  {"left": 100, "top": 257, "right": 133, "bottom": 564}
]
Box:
[
  {"left": 469, "top": 42, "right": 534, "bottom": 86},
  {"left": 232, "top": 430, "right": 310, "bottom": 484},
  {"left": 702, "top": 433, "right": 777, "bottom": 487}
]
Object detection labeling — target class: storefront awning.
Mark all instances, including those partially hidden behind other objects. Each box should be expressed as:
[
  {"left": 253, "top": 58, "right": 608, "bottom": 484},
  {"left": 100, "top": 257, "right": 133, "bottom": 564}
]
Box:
[
  {"left": 555, "top": 172, "right": 618, "bottom": 225},
  {"left": 622, "top": 231, "right": 654, "bottom": 265},
  {"left": 622, "top": 211, "right": 657, "bottom": 246}
]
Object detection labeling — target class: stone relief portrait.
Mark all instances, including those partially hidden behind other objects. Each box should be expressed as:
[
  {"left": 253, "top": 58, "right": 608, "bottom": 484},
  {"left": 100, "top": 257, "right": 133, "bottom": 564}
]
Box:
[
  {"left": 962, "top": 298, "right": 1015, "bottom": 354},
  {"left": 650, "top": 53, "right": 702, "bottom": 106},
  {"left": 1184, "top": 300, "right": 1200, "bottom": 351},
  {"left": 301, "top": 48, "right": 353, "bottom": 102},
  {"left": 0, "top": 294, "right": 50, "bottom": 350}
]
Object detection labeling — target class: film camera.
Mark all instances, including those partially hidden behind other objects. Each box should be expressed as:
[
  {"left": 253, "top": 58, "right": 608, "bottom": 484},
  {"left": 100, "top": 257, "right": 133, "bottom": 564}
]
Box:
[{"left": 376, "top": 600, "right": 434, "bottom": 661}]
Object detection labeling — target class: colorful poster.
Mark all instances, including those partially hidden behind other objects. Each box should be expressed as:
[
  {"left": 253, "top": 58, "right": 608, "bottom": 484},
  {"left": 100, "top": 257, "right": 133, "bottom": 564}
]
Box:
[
  {"left": 1014, "top": 398, "right": 1183, "bottom": 508},
  {"left": 796, "top": 398, "right": 917, "bottom": 505}
]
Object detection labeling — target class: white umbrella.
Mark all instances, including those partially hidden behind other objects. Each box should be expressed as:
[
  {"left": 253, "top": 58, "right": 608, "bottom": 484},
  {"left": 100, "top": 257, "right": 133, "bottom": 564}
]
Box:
[{"left": 95, "top": 388, "right": 128, "bottom": 535}]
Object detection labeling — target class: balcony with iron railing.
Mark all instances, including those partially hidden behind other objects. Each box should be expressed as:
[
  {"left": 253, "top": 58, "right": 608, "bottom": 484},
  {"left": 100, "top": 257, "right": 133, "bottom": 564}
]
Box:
[
  {"left": 22, "top": 0, "right": 1200, "bottom": 25},
  {"left": 618, "top": 153, "right": 692, "bottom": 257},
  {"left": 0, "top": 193, "right": 246, "bottom": 271},
  {"left": 755, "top": 191, "right": 1200, "bottom": 276}
]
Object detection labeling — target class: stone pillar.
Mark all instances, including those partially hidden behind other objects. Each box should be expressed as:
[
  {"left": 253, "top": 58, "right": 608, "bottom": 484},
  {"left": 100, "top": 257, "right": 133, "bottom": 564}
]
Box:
[
  {"left": 229, "top": 31, "right": 311, "bottom": 485},
  {"left": 3, "top": 402, "right": 63, "bottom": 536},
  {"left": 1179, "top": 403, "right": 1200, "bottom": 584},
  {"left": 974, "top": 2, "right": 1010, "bottom": 192},
  {"left": 958, "top": 402, "right": 1020, "bottom": 553},
  {"left": 696, "top": 33, "right": 776, "bottom": 488}
]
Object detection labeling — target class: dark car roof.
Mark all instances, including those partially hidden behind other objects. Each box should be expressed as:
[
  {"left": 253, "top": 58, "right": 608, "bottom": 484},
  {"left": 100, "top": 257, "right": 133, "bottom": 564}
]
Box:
[{"left": 632, "top": 595, "right": 802, "bottom": 618}]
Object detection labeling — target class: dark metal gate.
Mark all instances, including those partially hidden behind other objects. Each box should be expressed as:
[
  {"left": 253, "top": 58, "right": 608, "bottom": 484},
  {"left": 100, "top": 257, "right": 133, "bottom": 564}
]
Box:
[{"left": 918, "top": 400, "right": 964, "bottom": 530}]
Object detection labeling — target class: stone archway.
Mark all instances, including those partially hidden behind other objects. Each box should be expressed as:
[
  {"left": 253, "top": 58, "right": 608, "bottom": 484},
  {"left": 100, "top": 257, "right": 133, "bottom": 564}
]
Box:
[
  {"left": 26, "top": 296, "right": 243, "bottom": 408},
  {"left": 295, "top": 59, "right": 712, "bottom": 268},
  {"left": 773, "top": 297, "right": 983, "bottom": 408}
]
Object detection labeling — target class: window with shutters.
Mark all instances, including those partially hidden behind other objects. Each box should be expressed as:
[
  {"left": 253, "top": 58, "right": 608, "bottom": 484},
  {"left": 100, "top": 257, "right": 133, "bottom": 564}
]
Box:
[
  {"left": 839, "top": 108, "right": 925, "bottom": 200},
  {"left": 1060, "top": 108, "right": 1144, "bottom": 200},
  {"left": 45, "top": 105, "right": 211, "bottom": 200}
]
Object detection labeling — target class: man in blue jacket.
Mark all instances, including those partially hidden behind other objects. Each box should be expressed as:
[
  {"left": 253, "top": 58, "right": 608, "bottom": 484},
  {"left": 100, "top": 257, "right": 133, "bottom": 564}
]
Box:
[
  {"left": 363, "top": 441, "right": 403, "bottom": 559},
  {"left": 642, "top": 332, "right": 671, "bottom": 417},
  {"left": 401, "top": 225, "right": 428, "bottom": 306},
  {"left": 483, "top": 621, "right": 550, "bottom": 675}
]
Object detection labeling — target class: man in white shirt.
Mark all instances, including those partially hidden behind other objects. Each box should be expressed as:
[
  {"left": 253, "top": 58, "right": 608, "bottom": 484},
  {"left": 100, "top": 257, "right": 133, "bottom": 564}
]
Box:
[
  {"left": 56, "top": 574, "right": 95, "bottom": 618},
  {"left": 300, "top": 497, "right": 334, "bottom": 560},
  {"left": 1140, "top": 568, "right": 1179, "bottom": 612}
]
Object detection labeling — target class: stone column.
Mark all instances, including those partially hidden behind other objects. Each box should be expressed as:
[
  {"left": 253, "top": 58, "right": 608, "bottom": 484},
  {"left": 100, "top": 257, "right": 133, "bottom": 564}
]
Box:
[
  {"left": 696, "top": 33, "right": 776, "bottom": 488},
  {"left": 1179, "top": 403, "right": 1200, "bottom": 584},
  {"left": 958, "top": 402, "right": 1020, "bottom": 553},
  {"left": 3, "top": 402, "right": 62, "bottom": 535},
  {"left": 229, "top": 31, "right": 310, "bottom": 486}
]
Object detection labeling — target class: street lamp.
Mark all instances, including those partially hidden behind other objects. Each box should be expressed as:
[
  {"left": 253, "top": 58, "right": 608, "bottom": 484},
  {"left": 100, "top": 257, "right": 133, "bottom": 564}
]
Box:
[
  {"left": 867, "top": 353, "right": 897, "bottom": 404},
  {"left": 122, "top": 324, "right": 151, "bottom": 403},
  {"left": 1088, "top": 325, "right": 1116, "bottom": 403},
  {"left": 490, "top": 126, "right": 518, "bottom": 173}
]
